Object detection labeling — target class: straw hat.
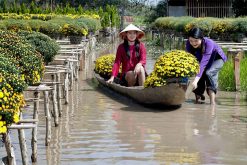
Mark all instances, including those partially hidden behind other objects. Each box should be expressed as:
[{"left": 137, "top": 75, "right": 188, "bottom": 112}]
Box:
[{"left": 119, "top": 24, "right": 145, "bottom": 39}]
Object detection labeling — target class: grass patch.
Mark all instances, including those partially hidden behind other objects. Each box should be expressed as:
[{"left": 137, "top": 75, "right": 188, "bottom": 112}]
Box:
[
  {"left": 219, "top": 59, "right": 235, "bottom": 91},
  {"left": 219, "top": 57, "right": 247, "bottom": 91},
  {"left": 240, "top": 58, "right": 247, "bottom": 91}
]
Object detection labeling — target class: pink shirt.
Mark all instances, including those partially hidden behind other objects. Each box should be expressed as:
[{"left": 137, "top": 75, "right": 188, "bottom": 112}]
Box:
[{"left": 111, "top": 42, "right": 147, "bottom": 78}]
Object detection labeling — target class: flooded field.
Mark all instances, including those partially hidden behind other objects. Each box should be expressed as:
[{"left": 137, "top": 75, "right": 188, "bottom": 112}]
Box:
[{"left": 1, "top": 38, "right": 247, "bottom": 165}]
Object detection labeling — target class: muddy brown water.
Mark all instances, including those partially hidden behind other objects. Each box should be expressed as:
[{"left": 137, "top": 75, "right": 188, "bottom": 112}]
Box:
[{"left": 1, "top": 38, "right": 247, "bottom": 165}]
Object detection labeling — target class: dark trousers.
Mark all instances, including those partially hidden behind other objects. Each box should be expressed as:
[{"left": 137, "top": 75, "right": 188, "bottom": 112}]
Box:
[{"left": 194, "top": 59, "right": 224, "bottom": 95}]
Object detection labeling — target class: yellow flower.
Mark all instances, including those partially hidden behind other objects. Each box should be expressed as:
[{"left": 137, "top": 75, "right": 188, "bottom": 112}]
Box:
[
  {"left": 13, "top": 113, "right": 19, "bottom": 123},
  {"left": 0, "top": 121, "right": 3, "bottom": 127},
  {"left": 3, "top": 97, "right": 7, "bottom": 102},
  {"left": 0, "top": 126, "right": 7, "bottom": 133},
  {"left": 0, "top": 91, "right": 4, "bottom": 98},
  {"left": 145, "top": 50, "right": 199, "bottom": 88}
]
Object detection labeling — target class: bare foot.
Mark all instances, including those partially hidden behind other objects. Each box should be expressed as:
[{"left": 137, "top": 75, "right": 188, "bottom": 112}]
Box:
[{"left": 208, "top": 90, "right": 216, "bottom": 105}]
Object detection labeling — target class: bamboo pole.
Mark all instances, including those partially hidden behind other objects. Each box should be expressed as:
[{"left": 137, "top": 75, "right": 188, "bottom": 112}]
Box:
[
  {"left": 19, "top": 119, "right": 39, "bottom": 123},
  {"left": 56, "top": 72, "right": 62, "bottom": 117},
  {"left": 69, "top": 60, "right": 74, "bottom": 91},
  {"left": 18, "top": 113, "right": 29, "bottom": 165},
  {"left": 51, "top": 75, "right": 59, "bottom": 127},
  {"left": 31, "top": 91, "right": 40, "bottom": 162},
  {"left": 3, "top": 133, "right": 16, "bottom": 165},
  {"left": 8, "top": 124, "right": 36, "bottom": 129},
  {"left": 64, "top": 70, "right": 69, "bottom": 104},
  {"left": 44, "top": 91, "right": 51, "bottom": 146}
]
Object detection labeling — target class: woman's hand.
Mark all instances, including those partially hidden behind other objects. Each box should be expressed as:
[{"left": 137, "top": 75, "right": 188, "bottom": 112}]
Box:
[
  {"left": 106, "top": 76, "right": 114, "bottom": 84},
  {"left": 134, "top": 63, "right": 142, "bottom": 78},
  {"left": 192, "top": 76, "right": 200, "bottom": 89}
]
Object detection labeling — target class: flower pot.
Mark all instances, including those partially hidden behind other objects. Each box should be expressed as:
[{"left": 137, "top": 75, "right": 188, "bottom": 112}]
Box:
[{"left": 69, "top": 36, "right": 82, "bottom": 44}]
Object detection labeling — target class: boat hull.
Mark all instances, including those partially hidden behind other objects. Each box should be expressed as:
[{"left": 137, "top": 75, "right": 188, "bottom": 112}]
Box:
[{"left": 95, "top": 74, "right": 186, "bottom": 106}]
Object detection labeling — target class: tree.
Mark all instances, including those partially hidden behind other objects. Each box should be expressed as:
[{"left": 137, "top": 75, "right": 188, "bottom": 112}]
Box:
[
  {"left": 144, "top": 0, "right": 168, "bottom": 23},
  {"left": 232, "top": 0, "right": 247, "bottom": 17},
  {"left": 2, "top": 0, "right": 8, "bottom": 13}
]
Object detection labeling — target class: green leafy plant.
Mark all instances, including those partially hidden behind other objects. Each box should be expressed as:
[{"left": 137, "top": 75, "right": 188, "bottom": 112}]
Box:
[
  {"left": 3, "top": 19, "right": 31, "bottom": 32},
  {"left": 0, "top": 55, "right": 27, "bottom": 134},
  {"left": 240, "top": 58, "right": 247, "bottom": 91},
  {"left": 18, "top": 31, "right": 60, "bottom": 65},
  {"left": 0, "top": 30, "right": 44, "bottom": 85},
  {"left": 218, "top": 60, "right": 235, "bottom": 91}
]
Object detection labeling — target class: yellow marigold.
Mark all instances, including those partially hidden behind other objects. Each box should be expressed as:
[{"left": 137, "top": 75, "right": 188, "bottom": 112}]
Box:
[
  {"left": 144, "top": 50, "right": 199, "bottom": 88},
  {"left": 0, "top": 125, "right": 7, "bottom": 133},
  {"left": 0, "top": 91, "right": 4, "bottom": 98},
  {"left": 13, "top": 113, "right": 19, "bottom": 123},
  {"left": 0, "top": 121, "right": 4, "bottom": 127}
]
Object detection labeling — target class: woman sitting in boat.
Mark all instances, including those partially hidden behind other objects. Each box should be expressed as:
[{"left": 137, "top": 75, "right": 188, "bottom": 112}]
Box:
[
  {"left": 107, "top": 24, "right": 147, "bottom": 87},
  {"left": 186, "top": 27, "right": 227, "bottom": 105}
]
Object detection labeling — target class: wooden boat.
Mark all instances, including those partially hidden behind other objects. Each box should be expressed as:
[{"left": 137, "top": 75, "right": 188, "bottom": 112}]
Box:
[{"left": 95, "top": 73, "right": 187, "bottom": 106}]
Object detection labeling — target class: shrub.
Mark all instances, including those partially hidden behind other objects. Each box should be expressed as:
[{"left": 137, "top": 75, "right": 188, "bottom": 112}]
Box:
[
  {"left": 61, "top": 20, "right": 88, "bottom": 36},
  {"left": 0, "top": 54, "right": 27, "bottom": 93},
  {"left": 185, "top": 18, "right": 213, "bottom": 36},
  {"left": 39, "top": 21, "right": 61, "bottom": 38},
  {"left": 19, "top": 31, "right": 60, "bottom": 65},
  {"left": 0, "top": 55, "right": 27, "bottom": 134},
  {"left": 3, "top": 19, "right": 31, "bottom": 32},
  {"left": 26, "top": 19, "right": 43, "bottom": 32},
  {"left": 78, "top": 17, "right": 101, "bottom": 33},
  {"left": 0, "top": 30, "right": 44, "bottom": 85}
]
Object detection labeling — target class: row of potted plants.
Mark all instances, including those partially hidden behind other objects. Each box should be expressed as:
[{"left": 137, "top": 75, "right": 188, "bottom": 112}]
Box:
[
  {"left": 0, "top": 4, "right": 121, "bottom": 35},
  {"left": 0, "top": 30, "right": 45, "bottom": 134},
  {"left": 0, "top": 16, "right": 101, "bottom": 39}
]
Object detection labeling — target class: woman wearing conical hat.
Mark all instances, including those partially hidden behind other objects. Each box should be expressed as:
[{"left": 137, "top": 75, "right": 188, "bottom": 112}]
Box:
[{"left": 107, "top": 24, "right": 147, "bottom": 86}]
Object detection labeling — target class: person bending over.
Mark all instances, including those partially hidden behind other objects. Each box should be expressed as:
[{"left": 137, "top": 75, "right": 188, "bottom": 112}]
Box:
[{"left": 186, "top": 27, "right": 227, "bottom": 105}]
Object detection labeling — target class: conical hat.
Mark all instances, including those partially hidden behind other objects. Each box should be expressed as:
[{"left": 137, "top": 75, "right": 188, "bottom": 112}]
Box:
[{"left": 119, "top": 24, "right": 145, "bottom": 39}]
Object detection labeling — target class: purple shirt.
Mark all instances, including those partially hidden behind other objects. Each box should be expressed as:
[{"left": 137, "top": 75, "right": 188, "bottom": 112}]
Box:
[{"left": 186, "top": 37, "right": 227, "bottom": 77}]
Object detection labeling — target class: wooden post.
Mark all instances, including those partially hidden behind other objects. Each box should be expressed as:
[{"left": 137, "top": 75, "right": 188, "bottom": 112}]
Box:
[
  {"left": 79, "top": 50, "right": 85, "bottom": 71},
  {"left": 51, "top": 75, "right": 59, "bottom": 127},
  {"left": 69, "top": 60, "right": 74, "bottom": 91},
  {"left": 64, "top": 71, "right": 69, "bottom": 104},
  {"left": 227, "top": 49, "right": 243, "bottom": 91},
  {"left": 234, "top": 51, "right": 243, "bottom": 91},
  {"left": 64, "top": 59, "right": 73, "bottom": 91},
  {"left": 18, "top": 113, "right": 29, "bottom": 165},
  {"left": 31, "top": 92, "right": 39, "bottom": 162},
  {"left": 44, "top": 91, "right": 51, "bottom": 146},
  {"left": 3, "top": 133, "right": 16, "bottom": 165},
  {"left": 56, "top": 73, "right": 62, "bottom": 117}
]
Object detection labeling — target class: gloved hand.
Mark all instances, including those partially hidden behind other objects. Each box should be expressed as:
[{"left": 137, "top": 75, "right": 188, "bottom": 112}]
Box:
[{"left": 192, "top": 76, "right": 200, "bottom": 89}]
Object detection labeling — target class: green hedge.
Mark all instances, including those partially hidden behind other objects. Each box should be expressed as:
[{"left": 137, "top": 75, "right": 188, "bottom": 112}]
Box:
[{"left": 153, "top": 17, "right": 247, "bottom": 40}]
